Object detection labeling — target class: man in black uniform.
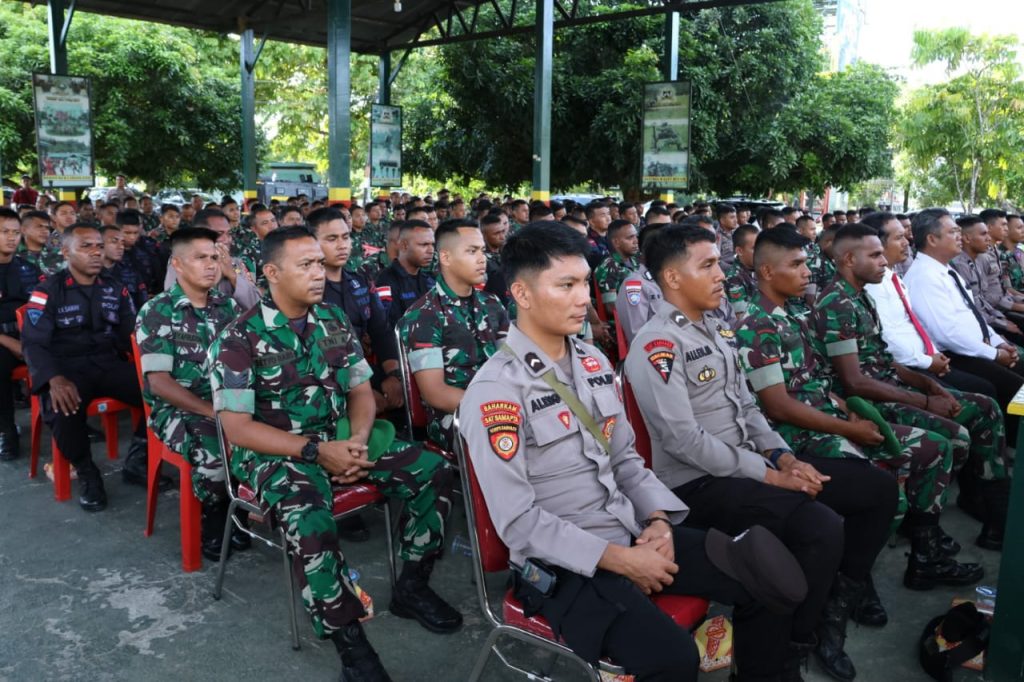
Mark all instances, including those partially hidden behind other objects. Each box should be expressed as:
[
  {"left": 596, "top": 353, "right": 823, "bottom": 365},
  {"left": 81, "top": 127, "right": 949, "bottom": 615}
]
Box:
[
  {"left": 374, "top": 220, "right": 436, "bottom": 328},
  {"left": 0, "top": 208, "right": 42, "bottom": 460},
  {"left": 100, "top": 225, "right": 148, "bottom": 310},
  {"left": 21, "top": 224, "right": 169, "bottom": 511},
  {"left": 118, "top": 209, "right": 164, "bottom": 296}
]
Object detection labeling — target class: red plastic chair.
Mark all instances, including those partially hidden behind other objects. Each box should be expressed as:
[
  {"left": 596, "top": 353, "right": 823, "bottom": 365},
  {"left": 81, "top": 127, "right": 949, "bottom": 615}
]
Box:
[
  {"left": 616, "top": 367, "right": 652, "bottom": 468},
  {"left": 16, "top": 305, "right": 141, "bottom": 501},
  {"left": 130, "top": 336, "right": 202, "bottom": 573},
  {"left": 452, "top": 414, "right": 708, "bottom": 681},
  {"left": 612, "top": 307, "right": 628, "bottom": 361},
  {"left": 591, "top": 277, "right": 608, "bottom": 323},
  {"left": 394, "top": 327, "right": 456, "bottom": 463},
  {"left": 211, "top": 416, "right": 396, "bottom": 651}
]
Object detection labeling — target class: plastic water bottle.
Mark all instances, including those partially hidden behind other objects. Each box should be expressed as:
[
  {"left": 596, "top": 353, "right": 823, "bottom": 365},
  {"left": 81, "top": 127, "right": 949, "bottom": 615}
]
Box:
[
  {"left": 451, "top": 534, "right": 473, "bottom": 557},
  {"left": 348, "top": 568, "right": 361, "bottom": 583}
]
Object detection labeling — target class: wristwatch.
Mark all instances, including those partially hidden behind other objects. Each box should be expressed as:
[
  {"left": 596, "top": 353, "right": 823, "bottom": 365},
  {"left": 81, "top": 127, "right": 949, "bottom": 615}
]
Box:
[{"left": 300, "top": 437, "right": 321, "bottom": 464}]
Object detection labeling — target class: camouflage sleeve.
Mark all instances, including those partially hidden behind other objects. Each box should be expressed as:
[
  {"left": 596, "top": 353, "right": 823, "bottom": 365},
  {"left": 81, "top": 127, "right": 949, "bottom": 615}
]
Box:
[
  {"left": 814, "top": 292, "right": 860, "bottom": 358},
  {"left": 210, "top": 322, "right": 255, "bottom": 414},
  {"left": 400, "top": 306, "right": 444, "bottom": 373},
  {"left": 136, "top": 298, "right": 175, "bottom": 374},
  {"left": 335, "top": 311, "right": 373, "bottom": 389},
  {"left": 736, "top": 314, "right": 786, "bottom": 391},
  {"left": 594, "top": 260, "right": 616, "bottom": 304}
]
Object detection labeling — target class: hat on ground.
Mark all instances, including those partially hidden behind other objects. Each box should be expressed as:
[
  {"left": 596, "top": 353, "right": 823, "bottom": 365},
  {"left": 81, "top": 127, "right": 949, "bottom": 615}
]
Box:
[
  {"left": 705, "top": 525, "right": 807, "bottom": 615},
  {"left": 335, "top": 418, "right": 396, "bottom": 459}
]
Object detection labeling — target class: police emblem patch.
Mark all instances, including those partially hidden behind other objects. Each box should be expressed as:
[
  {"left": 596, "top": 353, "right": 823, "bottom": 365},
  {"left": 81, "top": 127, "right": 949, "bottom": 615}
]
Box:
[
  {"left": 558, "top": 411, "right": 571, "bottom": 429},
  {"left": 697, "top": 365, "right": 717, "bottom": 382},
  {"left": 480, "top": 401, "right": 523, "bottom": 461},
  {"left": 624, "top": 279, "right": 642, "bottom": 306},
  {"left": 580, "top": 356, "right": 601, "bottom": 373},
  {"left": 602, "top": 417, "right": 616, "bottom": 441},
  {"left": 648, "top": 350, "right": 675, "bottom": 383}
]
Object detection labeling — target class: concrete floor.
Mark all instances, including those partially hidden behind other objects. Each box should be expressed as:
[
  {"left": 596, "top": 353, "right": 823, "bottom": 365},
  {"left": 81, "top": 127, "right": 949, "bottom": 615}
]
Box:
[{"left": 0, "top": 412, "right": 998, "bottom": 682}]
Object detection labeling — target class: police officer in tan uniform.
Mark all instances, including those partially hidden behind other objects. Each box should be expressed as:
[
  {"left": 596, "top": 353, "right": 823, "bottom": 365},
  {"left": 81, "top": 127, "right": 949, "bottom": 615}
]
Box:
[{"left": 460, "top": 223, "right": 803, "bottom": 682}]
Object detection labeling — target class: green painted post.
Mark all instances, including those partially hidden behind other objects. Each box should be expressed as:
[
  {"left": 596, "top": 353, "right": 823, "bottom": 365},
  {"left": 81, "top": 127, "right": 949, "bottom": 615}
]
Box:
[
  {"left": 531, "top": 0, "right": 553, "bottom": 204},
  {"left": 378, "top": 52, "right": 391, "bottom": 106},
  {"left": 47, "top": 0, "right": 68, "bottom": 76},
  {"left": 326, "top": 0, "right": 352, "bottom": 206},
  {"left": 986, "top": 422, "right": 1024, "bottom": 680},
  {"left": 659, "top": 11, "right": 679, "bottom": 203},
  {"left": 240, "top": 28, "right": 257, "bottom": 209}
]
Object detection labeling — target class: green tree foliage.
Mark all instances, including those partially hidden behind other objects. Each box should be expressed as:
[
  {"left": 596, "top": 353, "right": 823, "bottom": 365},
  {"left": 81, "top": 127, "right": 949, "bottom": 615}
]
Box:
[
  {"left": 403, "top": 0, "right": 898, "bottom": 196},
  {"left": 897, "top": 28, "right": 1024, "bottom": 211},
  {"left": 0, "top": 3, "right": 244, "bottom": 191}
]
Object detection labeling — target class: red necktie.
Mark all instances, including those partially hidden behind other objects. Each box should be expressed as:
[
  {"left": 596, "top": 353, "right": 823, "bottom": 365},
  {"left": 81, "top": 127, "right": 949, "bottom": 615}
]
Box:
[{"left": 891, "top": 272, "right": 936, "bottom": 355}]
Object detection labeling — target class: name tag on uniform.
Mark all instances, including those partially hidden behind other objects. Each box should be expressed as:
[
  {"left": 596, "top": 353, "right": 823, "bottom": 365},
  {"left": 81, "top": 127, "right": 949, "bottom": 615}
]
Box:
[
  {"left": 172, "top": 331, "right": 202, "bottom": 344},
  {"left": 254, "top": 350, "right": 297, "bottom": 368}
]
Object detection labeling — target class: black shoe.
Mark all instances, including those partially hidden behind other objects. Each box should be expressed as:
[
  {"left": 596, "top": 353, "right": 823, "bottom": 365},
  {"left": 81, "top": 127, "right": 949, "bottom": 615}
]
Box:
[
  {"left": 78, "top": 465, "right": 107, "bottom": 512},
  {"left": 200, "top": 501, "right": 230, "bottom": 562},
  {"left": 338, "top": 515, "right": 371, "bottom": 543},
  {"left": 850, "top": 574, "right": 887, "bottom": 627},
  {"left": 975, "top": 525, "right": 1003, "bottom": 551},
  {"left": 122, "top": 437, "right": 172, "bottom": 491},
  {"left": 898, "top": 517, "right": 960, "bottom": 556},
  {"left": 780, "top": 638, "right": 814, "bottom": 682},
  {"left": 974, "top": 480, "right": 1008, "bottom": 551},
  {"left": 332, "top": 621, "right": 393, "bottom": 682},
  {"left": 389, "top": 560, "right": 463, "bottom": 634},
  {"left": 0, "top": 427, "right": 19, "bottom": 461},
  {"left": 904, "top": 525, "right": 984, "bottom": 590},
  {"left": 229, "top": 512, "right": 252, "bottom": 552},
  {"left": 814, "top": 574, "right": 859, "bottom": 681}
]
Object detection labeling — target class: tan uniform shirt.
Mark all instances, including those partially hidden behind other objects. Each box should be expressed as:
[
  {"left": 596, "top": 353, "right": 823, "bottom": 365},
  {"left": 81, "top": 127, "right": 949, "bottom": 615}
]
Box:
[
  {"left": 459, "top": 324, "right": 686, "bottom": 577},
  {"left": 625, "top": 300, "right": 786, "bottom": 490}
]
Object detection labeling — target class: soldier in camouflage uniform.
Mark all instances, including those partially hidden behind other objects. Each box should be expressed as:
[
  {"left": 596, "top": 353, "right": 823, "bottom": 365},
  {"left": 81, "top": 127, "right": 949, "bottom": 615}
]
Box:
[
  {"left": 725, "top": 224, "right": 760, "bottom": 318},
  {"left": 997, "top": 213, "right": 1024, "bottom": 291},
  {"left": 593, "top": 219, "right": 640, "bottom": 315},
  {"left": 346, "top": 204, "right": 386, "bottom": 276},
  {"left": 147, "top": 204, "right": 181, "bottom": 243},
  {"left": 398, "top": 219, "right": 509, "bottom": 452},
  {"left": 211, "top": 227, "right": 460, "bottom": 679},
  {"left": 136, "top": 227, "right": 249, "bottom": 560},
  {"left": 139, "top": 196, "right": 161, "bottom": 234},
  {"left": 815, "top": 223, "right": 1007, "bottom": 563},
  {"left": 18, "top": 210, "right": 61, "bottom": 276}
]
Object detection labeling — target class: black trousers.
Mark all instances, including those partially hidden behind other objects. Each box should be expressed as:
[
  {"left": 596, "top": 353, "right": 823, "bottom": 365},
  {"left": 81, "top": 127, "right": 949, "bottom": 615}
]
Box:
[
  {"left": 932, "top": 367, "right": 998, "bottom": 400},
  {"left": 519, "top": 526, "right": 789, "bottom": 682},
  {"left": 801, "top": 456, "right": 898, "bottom": 581},
  {"left": 945, "top": 352, "right": 1024, "bottom": 443},
  {"left": 674, "top": 476, "right": 843, "bottom": 642},
  {"left": 0, "top": 346, "right": 21, "bottom": 425},
  {"left": 43, "top": 360, "right": 144, "bottom": 470}
]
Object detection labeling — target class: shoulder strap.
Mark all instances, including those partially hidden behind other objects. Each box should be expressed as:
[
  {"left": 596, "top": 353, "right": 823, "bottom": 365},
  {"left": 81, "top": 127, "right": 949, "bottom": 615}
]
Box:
[{"left": 501, "top": 342, "right": 610, "bottom": 454}]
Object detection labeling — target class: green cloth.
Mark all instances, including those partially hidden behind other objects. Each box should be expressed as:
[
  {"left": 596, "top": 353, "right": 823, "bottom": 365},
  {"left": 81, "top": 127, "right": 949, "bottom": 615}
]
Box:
[
  {"left": 845, "top": 396, "right": 902, "bottom": 457},
  {"left": 335, "top": 418, "right": 396, "bottom": 459}
]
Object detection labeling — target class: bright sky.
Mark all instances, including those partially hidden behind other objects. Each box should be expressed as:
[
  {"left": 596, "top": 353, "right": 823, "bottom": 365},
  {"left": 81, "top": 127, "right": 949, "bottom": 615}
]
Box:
[{"left": 856, "top": 0, "right": 1024, "bottom": 88}]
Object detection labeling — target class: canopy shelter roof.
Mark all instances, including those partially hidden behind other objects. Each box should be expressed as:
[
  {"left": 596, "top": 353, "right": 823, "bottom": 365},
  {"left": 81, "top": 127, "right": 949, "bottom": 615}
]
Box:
[{"left": 25, "top": 0, "right": 780, "bottom": 54}]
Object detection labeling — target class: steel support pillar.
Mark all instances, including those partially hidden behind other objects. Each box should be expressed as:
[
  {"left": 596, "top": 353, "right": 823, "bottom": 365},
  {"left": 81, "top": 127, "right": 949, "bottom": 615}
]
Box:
[
  {"left": 240, "top": 27, "right": 258, "bottom": 210},
  {"left": 531, "top": 0, "right": 553, "bottom": 204},
  {"left": 48, "top": 0, "right": 78, "bottom": 203},
  {"left": 326, "top": 0, "right": 352, "bottom": 207},
  {"left": 660, "top": 11, "right": 679, "bottom": 204}
]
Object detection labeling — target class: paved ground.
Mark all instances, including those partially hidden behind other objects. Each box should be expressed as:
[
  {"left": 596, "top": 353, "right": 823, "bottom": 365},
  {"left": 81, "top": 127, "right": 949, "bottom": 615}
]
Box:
[{"left": 0, "top": 412, "right": 996, "bottom": 681}]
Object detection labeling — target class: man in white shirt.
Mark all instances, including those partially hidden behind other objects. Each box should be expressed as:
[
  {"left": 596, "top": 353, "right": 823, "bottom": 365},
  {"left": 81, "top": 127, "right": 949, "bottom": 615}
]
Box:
[
  {"left": 862, "top": 212, "right": 996, "bottom": 401},
  {"left": 903, "top": 208, "right": 1024, "bottom": 442}
]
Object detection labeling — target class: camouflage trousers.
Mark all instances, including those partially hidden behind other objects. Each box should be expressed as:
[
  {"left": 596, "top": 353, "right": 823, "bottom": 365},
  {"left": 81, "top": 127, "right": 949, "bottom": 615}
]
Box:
[
  {"left": 882, "top": 387, "right": 1008, "bottom": 481},
  {"left": 152, "top": 412, "right": 225, "bottom": 506},
  {"left": 781, "top": 418, "right": 951, "bottom": 518},
  {"left": 232, "top": 441, "right": 453, "bottom": 638}
]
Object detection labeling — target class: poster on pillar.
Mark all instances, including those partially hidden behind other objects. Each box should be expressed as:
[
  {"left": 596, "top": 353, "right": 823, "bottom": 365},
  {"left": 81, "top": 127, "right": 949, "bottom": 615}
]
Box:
[
  {"left": 641, "top": 81, "right": 690, "bottom": 192},
  {"left": 32, "top": 73, "right": 95, "bottom": 189},
  {"left": 370, "top": 104, "right": 402, "bottom": 187}
]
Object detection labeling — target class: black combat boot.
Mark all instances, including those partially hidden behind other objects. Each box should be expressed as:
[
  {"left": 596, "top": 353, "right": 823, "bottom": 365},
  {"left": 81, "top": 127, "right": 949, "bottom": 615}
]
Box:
[
  {"left": 903, "top": 515, "right": 984, "bottom": 590},
  {"left": 0, "top": 419, "right": 19, "bottom": 461},
  {"left": 780, "top": 637, "right": 815, "bottom": 682},
  {"left": 975, "top": 479, "right": 1009, "bottom": 551},
  {"left": 122, "top": 436, "right": 172, "bottom": 491},
  {"left": 850, "top": 574, "right": 887, "bottom": 627},
  {"left": 389, "top": 558, "right": 463, "bottom": 633},
  {"left": 332, "top": 621, "right": 392, "bottom": 682},
  {"left": 200, "top": 501, "right": 230, "bottom": 562},
  {"left": 898, "top": 516, "right": 960, "bottom": 556},
  {"left": 814, "top": 573, "right": 860, "bottom": 681},
  {"left": 77, "top": 462, "right": 107, "bottom": 512}
]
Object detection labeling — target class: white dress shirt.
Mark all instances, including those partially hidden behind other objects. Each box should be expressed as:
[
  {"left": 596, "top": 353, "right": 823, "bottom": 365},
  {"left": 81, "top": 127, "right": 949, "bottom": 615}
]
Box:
[
  {"left": 902, "top": 252, "right": 1004, "bottom": 360},
  {"left": 864, "top": 267, "right": 932, "bottom": 370}
]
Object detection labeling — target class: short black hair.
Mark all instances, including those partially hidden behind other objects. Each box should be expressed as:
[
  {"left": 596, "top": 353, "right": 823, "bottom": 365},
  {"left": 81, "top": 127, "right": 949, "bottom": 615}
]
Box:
[
  {"left": 99, "top": 224, "right": 121, "bottom": 237},
  {"left": 753, "top": 225, "right": 809, "bottom": 270},
  {"left": 732, "top": 223, "right": 760, "bottom": 249},
  {"left": 529, "top": 204, "right": 555, "bottom": 221},
  {"left": 306, "top": 207, "right": 345, "bottom": 234},
  {"left": 195, "top": 207, "right": 229, "bottom": 225},
  {"left": 160, "top": 203, "right": 180, "bottom": 215},
  {"left": 911, "top": 208, "right": 952, "bottom": 251},
  {"left": 644, "top": 206, "right": 672, "bottom": 223},
  {"left": 638, "top": 222, "right": 667, "bottom": 252},
  {"left": 832, "top": 222, "right": 881, "bottom": 258},
  {"left": 606, "top": 219, "right": 634, "bottom": 241},
  {"left": 956, "top": 214, "right": 985, "bottom": 231},
  {"left": 277, "top": 205, "right": 304, "bottom": 223},
  {"left": 680, "top": 214, "right": 713, "bottom": 229},
  {"left": 435, "top": 218, "right": 480, "bottom": 251},
  {"left": 979, "top": 208, "right": 1006, "bottom": 225},
  {"left": 220, "top": 196, "right": 238, "bottom": 207},
  {"left": 644, "top": 224, "right": 717, "bottom": 284},
  {"left": 261, "top": 225, "right": 315, "bottom": 266},
  {"left": 169, "top": 226, "right": 219, "bottom": 252},
  {"left": 399, "top": 219, "right": 432, "bottom": 238},
  {"left": 715, "top": 202, "right": 736, "bottom": 218},
  {"left": 20, "top": 210, "right": 50, "bottom": 225},
  {"left": 860, "top": 211, "right": 896, "bottom": 232},
  {"left": 62, "top": 222, "right": 101, "bottom": 247},
  {"left": 584, "top": 201, "right": 608, "bottom": 219},
  {"left": 480, "top": 213, "right": 503, "bottom": 228},
  {"left": 502, "top": 221, "right": 590, "bottom": 284},
  {"left": 0, "top": 207, "right": 19, "bottom": 221},
  {"left": 781, "top": 206, "right": 801, "bottom": 216},
  {"left": 116, "top": 209, "right": 142, "bottom": 226},
  {"left": 795, "top": 214, "right": 814, "bottom": 228}
]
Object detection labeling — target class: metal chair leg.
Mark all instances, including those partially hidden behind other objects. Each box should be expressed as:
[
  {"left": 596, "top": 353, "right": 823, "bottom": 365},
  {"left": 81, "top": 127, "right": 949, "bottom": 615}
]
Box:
[
  {"left": 383, "top": 501, "right": 397, "bottom": 589},
  {"left": 280, "top": 527, "right": 301, "bottom": 651},
  {"left": 468, "top": 625, "right": 503, "bottom": 681}
]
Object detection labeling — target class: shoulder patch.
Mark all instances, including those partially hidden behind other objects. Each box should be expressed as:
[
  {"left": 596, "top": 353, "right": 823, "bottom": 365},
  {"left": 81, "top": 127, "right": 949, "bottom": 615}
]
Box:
[
  {"left": 625, "top": 279, "right": 643, "bottom": 306},
  {"left": 602, "top": 417, "right": 616, "bottom": 441},
  {"left": 580, "top": 356, "right": 602, "bottom": 373},
  {"left": 480, "top": 401, "right": 522, "bottom": 461},
  {"left": 648, "top": 348, "right": 675, "bottom": 383},
  {"left": 643, "top": 338, "right": 674, "bottom": 352},
  {"left": 524, "top": 352, "right": 546, "bottom": 372},
  {"left": 670, "top": 311, "right": 687, "bottom": 327}
]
